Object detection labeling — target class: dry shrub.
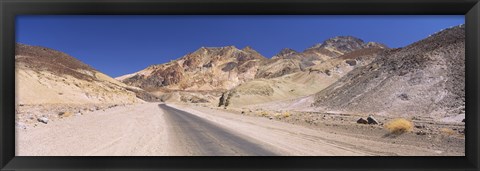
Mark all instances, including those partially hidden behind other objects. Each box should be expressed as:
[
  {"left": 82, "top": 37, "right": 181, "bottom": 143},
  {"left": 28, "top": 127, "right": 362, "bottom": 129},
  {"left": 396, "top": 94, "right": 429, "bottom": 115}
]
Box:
[
  {"left": 58, "top": 111, "right": 73, "bottom": 118},
  {"left": 272, "top": 112, "right": 291, "bottom": 119},
  {"left": 440, "top": 128, "right": 456, "bottom": 136},
  {"left": 259, "top": 111, "right": 269, "bottom": 117},
  {"left": 384, "top": 118, "right": 413, "bottom": 134}
]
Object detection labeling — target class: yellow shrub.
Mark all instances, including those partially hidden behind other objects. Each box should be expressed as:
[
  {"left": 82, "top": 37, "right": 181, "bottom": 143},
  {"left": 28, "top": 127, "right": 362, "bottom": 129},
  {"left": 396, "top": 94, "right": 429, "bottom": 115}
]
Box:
[
  {"left": 283, "top": 112, "right": 291, "bottom": 118},
  {"left": 58, "top": 111, "right": 73, "bottom": 118},
  {"left": 259, "top": 111, "right": 269, "bottom": 117},
  {"left": 384, "top": 118, "right": 413, "bottom": 134},
  {"left": 440, "top": 128, "right": 455, "bottom": 135}
]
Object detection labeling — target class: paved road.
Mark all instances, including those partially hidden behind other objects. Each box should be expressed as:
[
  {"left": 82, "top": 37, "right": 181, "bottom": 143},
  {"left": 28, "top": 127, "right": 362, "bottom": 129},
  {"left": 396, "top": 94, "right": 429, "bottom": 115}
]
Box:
[{"left": 158, "top": 104, "right": 278, "bottom": 156}]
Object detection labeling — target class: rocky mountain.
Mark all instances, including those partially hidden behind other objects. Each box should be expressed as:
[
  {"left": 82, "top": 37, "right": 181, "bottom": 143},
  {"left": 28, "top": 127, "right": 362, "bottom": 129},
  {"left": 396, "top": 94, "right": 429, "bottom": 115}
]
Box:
[
  {"left": 310, "top": 25, "right": 465, "bottom": 120},
  {"left": 118, "top": 36, "right": 388, "bottom": 93},
  {"left": 224, "top": 45, "right": 386, "bottom": 107},
  {"left": 271, "top": 48, "right": 298, "bottom": 59},
  {"left": 15, "top": 43, "right": 157, "bottom": 105},
  {"left": 118, "top": 46, "right": 267, "bottom": 91},
  {"left": 254, "top": 36, "right": 388, "bottom": 79},
  {"left": 302, "top": 36, "right": 387, "bottom": 58}
]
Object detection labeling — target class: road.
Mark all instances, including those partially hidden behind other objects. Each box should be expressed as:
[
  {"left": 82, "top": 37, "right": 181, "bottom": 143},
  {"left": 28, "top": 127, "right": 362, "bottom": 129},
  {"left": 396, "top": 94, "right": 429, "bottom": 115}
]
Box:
[
  {"left": 16, "top": 103, "right": 444, "bottom": 156},
  {"left": 158, "top": 104, "right": 277, "bottom": 155}
]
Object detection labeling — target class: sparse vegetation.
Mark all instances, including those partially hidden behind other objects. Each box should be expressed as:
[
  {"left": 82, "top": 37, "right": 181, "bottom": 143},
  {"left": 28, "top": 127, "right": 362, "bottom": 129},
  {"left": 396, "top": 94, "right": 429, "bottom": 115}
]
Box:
[
  {"left": 58, "top": 111, "right": 73, "bottom": 118},
  {"left": 384, "top": 118, "right": 413, "bottom": 134},
  {"left": 259, "top": 111, "right": 269, "bottom": 117},
  {"left": 440, "top": 128, "right": 456, "bottom": 136},
  {"left": 258, "top": 111, "right": 291, "bottom": 119}
]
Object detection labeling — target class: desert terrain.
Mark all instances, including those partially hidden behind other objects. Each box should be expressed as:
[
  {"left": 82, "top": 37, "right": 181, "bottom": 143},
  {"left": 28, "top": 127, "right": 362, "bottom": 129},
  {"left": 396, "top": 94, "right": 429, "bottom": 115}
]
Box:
[
  {"left": 15, "top": 24, "right": 465, "bottom": 156},
  {"left": 16, "top": 103, "right": 463, "bottom": 156}
]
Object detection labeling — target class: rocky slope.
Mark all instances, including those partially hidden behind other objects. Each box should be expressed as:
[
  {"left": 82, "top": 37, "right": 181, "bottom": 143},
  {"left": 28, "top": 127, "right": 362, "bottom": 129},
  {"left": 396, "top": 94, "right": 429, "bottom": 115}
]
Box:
[
  {"left": 255, "top": 36, "right": 387, "bottom": 79},
  {"left": 224, "top": 46, "right": 386, "bottom": 107},
  {"left": 118, "top": 46, "right": 267, "bottom": 92},
  {"left": 309, "top": 25, "right": 465, "bottom": 120},
  {"left": 119, "top": 36, "right": 386, "bottom": 93},
  {"left": 116, "top": 36, "right": 388, "bottom": 106},
  {"left": 15, "top": 43, "right": 154, "bottom": 105}
]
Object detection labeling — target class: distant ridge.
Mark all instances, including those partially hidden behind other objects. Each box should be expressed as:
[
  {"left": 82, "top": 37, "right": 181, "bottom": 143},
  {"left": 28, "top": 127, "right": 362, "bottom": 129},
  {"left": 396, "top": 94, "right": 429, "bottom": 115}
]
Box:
[{"left": 117, "top": 35, "right": 387, "bottom": 90}]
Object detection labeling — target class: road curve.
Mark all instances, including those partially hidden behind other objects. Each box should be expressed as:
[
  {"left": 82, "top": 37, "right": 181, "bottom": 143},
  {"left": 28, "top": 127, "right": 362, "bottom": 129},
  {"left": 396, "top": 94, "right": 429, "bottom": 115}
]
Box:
[{"left": 158, "top": 104, "right": 278, "bottom": 156}]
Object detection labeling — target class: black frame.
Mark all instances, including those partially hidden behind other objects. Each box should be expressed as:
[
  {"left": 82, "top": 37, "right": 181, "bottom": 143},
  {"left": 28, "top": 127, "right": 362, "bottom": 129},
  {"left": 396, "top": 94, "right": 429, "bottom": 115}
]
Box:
[{"left": 1, "top": 0, "right": 479, "bottom": 170}]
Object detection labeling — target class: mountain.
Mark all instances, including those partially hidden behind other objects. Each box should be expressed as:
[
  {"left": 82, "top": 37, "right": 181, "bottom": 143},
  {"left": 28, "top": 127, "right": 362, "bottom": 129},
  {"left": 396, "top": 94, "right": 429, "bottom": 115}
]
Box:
[
  {"left": 225, "top": 45, "right": 386, "bottom": 107},
  {"left": 271, "top": 48, "right": 298, "bottom": 59},
  {"left": 302, "top": 36, "right": 387, "bottom": 58},
  {"left": 118, "top": 35, "right": 388, "bottom": 94},
  {"left": 117, "top": 46, "right": 267, "bottom": 91},
  {"left": 308, "top": 25, "right": 465, "bottom": 120},
  {"left": 254, "top": 36, "right": 388, "bottom": 79},
  {"left": 15, "top": 43, "right": 156, "bottom": 105}
]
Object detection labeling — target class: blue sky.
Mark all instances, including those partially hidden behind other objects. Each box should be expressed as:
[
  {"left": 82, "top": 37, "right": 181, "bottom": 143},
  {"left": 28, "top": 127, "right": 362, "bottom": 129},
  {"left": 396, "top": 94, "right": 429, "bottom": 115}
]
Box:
[{"left": 16, "top": 15, "right": 464, "bottom": 77}]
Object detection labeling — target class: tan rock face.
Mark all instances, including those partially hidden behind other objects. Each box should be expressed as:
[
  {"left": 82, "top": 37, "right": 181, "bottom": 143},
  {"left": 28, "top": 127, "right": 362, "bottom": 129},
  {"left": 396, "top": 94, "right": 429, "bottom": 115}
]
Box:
[
  {"left": 15, "top": 43, "right": 144, "bottom": 105},
  {"left": 119, "top": 46, "right": 267, "bottom": 91}
]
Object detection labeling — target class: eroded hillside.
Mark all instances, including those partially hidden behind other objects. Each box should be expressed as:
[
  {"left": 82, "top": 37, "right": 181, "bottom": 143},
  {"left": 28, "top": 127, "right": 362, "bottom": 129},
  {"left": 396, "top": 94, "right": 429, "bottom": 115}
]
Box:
[
  {"left": 117, "top": 36, "right": 387, "bottom": 106},
  {"left": 15, "top": 43, "right": 148, "bottom": 105},
  {"left": 118, "top": 46, "right": 267, "bottom": 91},
  {"left": 308, "top": 25, "right": 465, "bottom": 121}
]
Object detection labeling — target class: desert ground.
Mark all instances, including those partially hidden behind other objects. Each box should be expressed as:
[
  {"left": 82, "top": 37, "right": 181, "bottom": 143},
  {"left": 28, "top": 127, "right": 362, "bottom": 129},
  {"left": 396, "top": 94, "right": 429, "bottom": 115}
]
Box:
[{"left": 16, "top": 102, "right": 464, "bottom": 156}]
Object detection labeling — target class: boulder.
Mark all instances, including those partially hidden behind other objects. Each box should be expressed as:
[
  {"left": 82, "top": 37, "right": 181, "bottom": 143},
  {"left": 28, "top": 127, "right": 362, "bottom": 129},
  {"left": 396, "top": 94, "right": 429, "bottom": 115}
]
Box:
[
  {"left": 367, "top": 116, "right": 379, "bottom": 125},
  {"left": 357, "top": 118, "right": 368, "bottom": 124},
  {"left": 16, "top": 122, "right": 27, "bottom": 129},
  {"left": 345, "top": 60, "right": 357, "bottom": 66},
  {"left": 37, "top": 117, "right": 49, "bottom": 124}
]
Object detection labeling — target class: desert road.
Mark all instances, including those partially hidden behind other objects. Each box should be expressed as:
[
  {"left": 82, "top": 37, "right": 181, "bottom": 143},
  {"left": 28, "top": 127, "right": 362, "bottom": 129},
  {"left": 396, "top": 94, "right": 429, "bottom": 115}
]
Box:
[
  {"left": 158, "top": 104, "right": 277, "bottom": 155},
  {"left": 17, "top": 103, "right": 444, "bottom": 156}
]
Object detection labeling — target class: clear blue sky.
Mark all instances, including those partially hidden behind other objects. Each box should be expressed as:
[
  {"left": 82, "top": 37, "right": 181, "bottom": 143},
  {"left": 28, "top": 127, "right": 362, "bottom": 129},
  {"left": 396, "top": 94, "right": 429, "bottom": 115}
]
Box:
[{"left": 16, "top": 15, "right": 464, "bottom": 77}]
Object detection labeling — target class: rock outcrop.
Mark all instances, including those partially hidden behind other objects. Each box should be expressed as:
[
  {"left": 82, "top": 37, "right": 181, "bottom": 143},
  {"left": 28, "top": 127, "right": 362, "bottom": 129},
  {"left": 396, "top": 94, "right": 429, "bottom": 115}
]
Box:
[
  {"left": 312, "top": 25, "right": 465, "bottom": 119},
  {"left": 118, "top": 46, "right": 267, "bottom": 91}
]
